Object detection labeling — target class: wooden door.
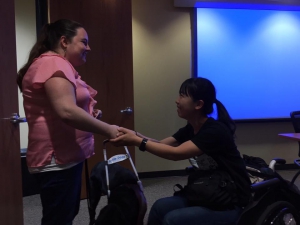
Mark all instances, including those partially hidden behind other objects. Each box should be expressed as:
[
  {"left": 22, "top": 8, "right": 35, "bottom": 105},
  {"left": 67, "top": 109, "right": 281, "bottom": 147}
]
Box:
[
  {"left": 49, "top": 0, "right": 135, "bottom": 198},
  {"left": 0, "top": 0, "right": 24, "bottom": 224}
]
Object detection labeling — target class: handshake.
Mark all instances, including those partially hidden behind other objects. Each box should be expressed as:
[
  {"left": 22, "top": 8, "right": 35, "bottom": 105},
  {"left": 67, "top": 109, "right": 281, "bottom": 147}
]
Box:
[{"left": 92, "top": 108, "right": 144, "bottom": 148}]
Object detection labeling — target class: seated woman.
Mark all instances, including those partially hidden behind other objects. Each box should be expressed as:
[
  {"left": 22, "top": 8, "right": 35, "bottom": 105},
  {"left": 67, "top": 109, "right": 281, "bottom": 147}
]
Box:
[{"left": 111, "top": 77, "right": 251, "bottom": 225}]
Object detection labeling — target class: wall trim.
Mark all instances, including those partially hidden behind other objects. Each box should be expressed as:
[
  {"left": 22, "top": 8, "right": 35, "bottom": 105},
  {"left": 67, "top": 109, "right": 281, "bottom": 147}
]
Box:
[
  {"left": 138, "top": 164, "right": 299, "bottom": 179},
  {"left": 139, "top": 169, "right": 188, "bottom": 179},
  {"left": 275, "top": 163, "right": 299, "bottom": 170}
]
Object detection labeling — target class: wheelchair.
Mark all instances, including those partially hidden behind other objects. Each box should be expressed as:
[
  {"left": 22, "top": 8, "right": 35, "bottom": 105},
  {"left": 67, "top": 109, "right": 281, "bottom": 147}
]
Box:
[{"left": 236, "top": 158, "right": 300, "bottom": 225}]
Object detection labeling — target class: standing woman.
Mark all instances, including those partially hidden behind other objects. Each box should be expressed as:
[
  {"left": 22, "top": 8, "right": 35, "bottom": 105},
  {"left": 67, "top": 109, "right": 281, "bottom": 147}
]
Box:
[
  {"left": 111, "top": 77, "right": 251, "bottom": 225},
  {"left": 17, "top": 19, "right": 119, "bottom": 225}
]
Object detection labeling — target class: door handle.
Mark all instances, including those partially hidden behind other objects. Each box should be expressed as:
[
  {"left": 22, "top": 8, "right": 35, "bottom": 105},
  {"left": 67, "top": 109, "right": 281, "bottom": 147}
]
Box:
[
  {"left": 120, "top": 107, "right": 133, "bottom": 114},
  {"left": 10, "top": 113, "right": 27, "bottom": 124}
]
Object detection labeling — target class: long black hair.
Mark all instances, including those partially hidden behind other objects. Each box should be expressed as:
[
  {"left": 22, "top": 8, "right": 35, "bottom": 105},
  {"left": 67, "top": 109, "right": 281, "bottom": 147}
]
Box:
[
  {"left": 16, "top": 19, "right": 83, "bottom": 92},
  {"left": 179, "top": 77, "right": 236, "bottom": 135}
]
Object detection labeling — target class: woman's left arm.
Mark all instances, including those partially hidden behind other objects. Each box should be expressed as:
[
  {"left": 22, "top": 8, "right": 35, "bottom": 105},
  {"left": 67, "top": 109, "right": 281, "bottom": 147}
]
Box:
[{"left": 111, "top": 127, "right": 202, "bottom": 161}]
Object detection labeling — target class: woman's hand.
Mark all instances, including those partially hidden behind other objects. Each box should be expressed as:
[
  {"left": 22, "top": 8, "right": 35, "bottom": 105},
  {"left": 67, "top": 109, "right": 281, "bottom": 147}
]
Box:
[
  {"left": 110, "top": 127, "right": 141, "bottom": 147},
  {"left": 108, "top": 125, "right": 121, "bottom": 139}
]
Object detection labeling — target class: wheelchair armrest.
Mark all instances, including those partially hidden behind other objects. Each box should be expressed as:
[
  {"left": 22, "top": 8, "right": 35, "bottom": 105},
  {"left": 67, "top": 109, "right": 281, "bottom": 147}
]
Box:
[
  {"left": 271, "top": 158, "right": 286, "bottom": 165},
  {"left": 251, "top": 178, "right": 280, "bottom": 192},
  {"left": 269, "top": 158, "right": 286, "bottom": 171}
]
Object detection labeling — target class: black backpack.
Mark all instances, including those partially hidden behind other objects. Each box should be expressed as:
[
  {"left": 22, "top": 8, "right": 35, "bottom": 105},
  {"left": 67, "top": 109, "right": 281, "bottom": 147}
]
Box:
[
  {"left": 87, "top": 162, "right": 147, "bottom": 225},
  {"left": 174, "top": 169, "right": 238, "bottom": 210}
]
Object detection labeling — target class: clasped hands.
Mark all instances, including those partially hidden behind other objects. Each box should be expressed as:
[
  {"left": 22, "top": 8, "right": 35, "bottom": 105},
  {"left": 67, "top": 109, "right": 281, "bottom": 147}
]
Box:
[
  {"left": 110, "top": 127, "right": 141, "bottom": 147},
  {"left": 93, "top": 109, "right": 140, "bottom": 146}
]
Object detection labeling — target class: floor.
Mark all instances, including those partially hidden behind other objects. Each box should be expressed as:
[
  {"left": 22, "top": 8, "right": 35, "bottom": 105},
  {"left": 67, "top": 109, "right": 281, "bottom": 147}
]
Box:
[{"left": 23, "top": 170, "right": 300, "bottom": 225}]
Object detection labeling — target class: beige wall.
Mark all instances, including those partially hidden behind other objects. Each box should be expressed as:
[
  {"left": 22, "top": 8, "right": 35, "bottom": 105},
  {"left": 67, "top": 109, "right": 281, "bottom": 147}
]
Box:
[
  {"left": 235, "top": 122, "right": 298, "bottom": 164},
  {"left": 132, "top": 0, "right": 298, "bottom": 172},
  {"left": 132, "top": 0, "right": 192, "bottom": 172},
  {"left": 15, "top": 0, "right": 36, "bottom": 149}
]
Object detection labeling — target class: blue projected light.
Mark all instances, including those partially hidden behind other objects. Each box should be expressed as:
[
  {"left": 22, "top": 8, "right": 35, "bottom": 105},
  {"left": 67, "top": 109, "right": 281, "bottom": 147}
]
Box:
[
  {"left": 194, "top": 2, "right": 300, "bottom": 11},
  {"left": 196, "top": 8, "right": 300, "bottom": 120}
]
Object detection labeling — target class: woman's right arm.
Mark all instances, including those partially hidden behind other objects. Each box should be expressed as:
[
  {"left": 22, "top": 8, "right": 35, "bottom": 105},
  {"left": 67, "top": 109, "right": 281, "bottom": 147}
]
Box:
[{"left": 44, "top": 72, "right": 118, "bottom": 138}]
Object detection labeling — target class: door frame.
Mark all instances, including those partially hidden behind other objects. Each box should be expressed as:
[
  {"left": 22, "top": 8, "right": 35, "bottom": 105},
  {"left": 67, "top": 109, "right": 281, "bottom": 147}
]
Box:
[{"left": 0, "top": 0, "right": 24, "bottom": 224}]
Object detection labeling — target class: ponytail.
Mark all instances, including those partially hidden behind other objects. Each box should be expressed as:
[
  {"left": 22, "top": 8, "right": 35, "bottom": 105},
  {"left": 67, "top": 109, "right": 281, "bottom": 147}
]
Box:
[
  {"left": 16, "top": 19, "right": 83, "bottom": 92},
  {"left": 214, "top": 99, "right": 236, "bottom": 135},
  {"left": 16, "top": 24, "right": 52, "bottom": 92}
]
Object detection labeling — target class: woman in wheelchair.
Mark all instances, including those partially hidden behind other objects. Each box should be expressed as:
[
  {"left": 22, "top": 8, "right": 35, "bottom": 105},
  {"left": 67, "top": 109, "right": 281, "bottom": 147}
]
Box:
[{"left": 111, "top": 77, "right": 252, "bottom": 225}]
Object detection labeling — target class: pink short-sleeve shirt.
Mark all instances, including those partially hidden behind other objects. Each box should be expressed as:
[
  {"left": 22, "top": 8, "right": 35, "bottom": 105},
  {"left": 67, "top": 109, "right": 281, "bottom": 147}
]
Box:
[{"left": 22, "top": 52, "right": 96, "bottom": 167}]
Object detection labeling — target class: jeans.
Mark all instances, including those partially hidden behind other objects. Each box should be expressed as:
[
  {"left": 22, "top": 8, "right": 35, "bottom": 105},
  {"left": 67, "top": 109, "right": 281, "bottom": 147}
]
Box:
[
  {"left": 148, "top": 196, "right": 242, "bottom": 225},
  {"left": 33, "top": 162, "right": 84, "bottom": 225}
]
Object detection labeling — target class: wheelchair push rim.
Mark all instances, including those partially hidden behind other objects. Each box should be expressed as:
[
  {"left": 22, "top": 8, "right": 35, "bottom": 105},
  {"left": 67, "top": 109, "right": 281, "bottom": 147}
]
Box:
[{"left": 258, "top": 201, "right": 300, "bottom": 225}]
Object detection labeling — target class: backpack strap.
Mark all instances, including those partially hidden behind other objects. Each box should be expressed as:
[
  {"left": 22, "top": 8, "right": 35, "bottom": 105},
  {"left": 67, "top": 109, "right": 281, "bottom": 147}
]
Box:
[
  {"left": 173, "top": 184, "right": 185, "bottom": 197},
  {"left": 173, "top": 184, "right": 184, "bottom": 192}
]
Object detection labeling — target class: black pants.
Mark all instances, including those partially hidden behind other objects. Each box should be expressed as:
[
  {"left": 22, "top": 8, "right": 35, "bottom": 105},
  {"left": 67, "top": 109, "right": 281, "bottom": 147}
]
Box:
[{"left": 33, "top": 162, "right": 84, "bottom": 225}]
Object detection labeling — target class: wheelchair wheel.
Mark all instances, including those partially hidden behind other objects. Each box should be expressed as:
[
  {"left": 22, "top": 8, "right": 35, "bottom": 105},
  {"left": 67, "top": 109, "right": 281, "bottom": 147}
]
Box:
[{"left": 257, "top": 201, "right": 300, "bottom": 225}]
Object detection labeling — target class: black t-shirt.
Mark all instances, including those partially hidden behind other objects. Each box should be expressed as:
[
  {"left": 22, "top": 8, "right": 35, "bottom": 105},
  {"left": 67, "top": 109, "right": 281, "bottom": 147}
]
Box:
[{"left": 172, "top": 118, "right": 251, "bottom": 207}]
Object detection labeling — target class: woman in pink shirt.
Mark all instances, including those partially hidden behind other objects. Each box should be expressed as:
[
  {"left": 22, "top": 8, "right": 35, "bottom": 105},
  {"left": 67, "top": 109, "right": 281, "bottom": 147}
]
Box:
[{"left": 17, "top": 19, "right": 119, "bottom": 225}]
